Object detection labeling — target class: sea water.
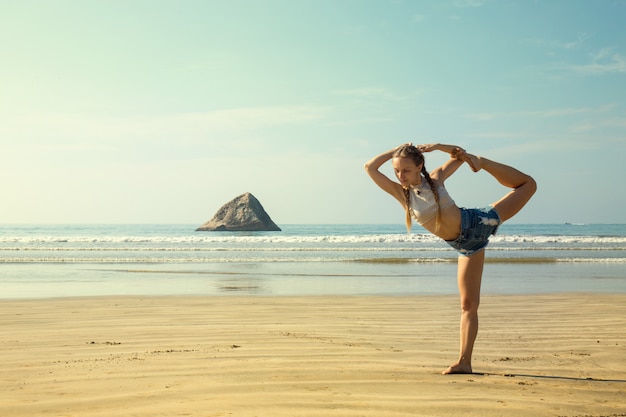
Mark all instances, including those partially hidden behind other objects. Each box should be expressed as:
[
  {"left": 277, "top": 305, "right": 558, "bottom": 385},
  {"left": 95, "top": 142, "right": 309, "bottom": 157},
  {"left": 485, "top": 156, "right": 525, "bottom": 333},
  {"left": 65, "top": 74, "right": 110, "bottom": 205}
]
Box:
[{"left": 0, "top": 223, "right": 625, "bottom": 298}]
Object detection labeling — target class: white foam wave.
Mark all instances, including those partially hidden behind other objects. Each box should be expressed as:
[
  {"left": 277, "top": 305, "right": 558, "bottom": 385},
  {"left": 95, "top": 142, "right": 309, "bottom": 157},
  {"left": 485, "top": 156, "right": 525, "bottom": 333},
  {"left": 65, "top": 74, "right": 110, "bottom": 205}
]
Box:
[
  {"left": 0, "top": 234, "right": 439, "bottom": 244},
  {"left": 555, "top": 258, "right": 626, "bottom": 263},
  {"left": 1, "top": 257, "right": 624, "bottom": 264},
  {"left": 0, "top": 246, "right": 451, "bottom": 252},
  {"left": 490, "top": 235, "right": 626, "bottom": 244},
  {"left": 2, "top": 233, "right": 626, "bottom": 245}
]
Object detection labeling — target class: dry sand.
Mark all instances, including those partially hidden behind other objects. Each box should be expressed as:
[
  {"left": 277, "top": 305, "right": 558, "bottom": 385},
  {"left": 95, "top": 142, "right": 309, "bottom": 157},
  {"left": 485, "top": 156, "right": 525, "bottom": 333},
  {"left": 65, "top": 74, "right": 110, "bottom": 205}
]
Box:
[{"left": 1, "top": 294, "right": 625, "bottom": 417}]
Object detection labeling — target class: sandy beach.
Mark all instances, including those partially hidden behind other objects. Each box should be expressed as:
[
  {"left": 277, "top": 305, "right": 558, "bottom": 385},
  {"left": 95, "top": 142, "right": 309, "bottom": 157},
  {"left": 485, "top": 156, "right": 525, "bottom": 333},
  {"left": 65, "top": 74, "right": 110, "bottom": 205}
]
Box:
[{"left": 1, "top": 294, "right": 625, "bottom": 417}]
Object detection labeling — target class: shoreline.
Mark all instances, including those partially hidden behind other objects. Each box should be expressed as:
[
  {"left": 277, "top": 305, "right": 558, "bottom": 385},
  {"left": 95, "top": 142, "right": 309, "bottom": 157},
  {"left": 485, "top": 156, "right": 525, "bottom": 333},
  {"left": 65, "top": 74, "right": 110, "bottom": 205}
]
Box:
[
  {"left": 1, "top": 289, "right": 625, "bottom": 302},
  {"left": 2, "top": 261, "right": 626, "bottom": 299},
  {"left": 2, "top": 293, "right": 625, "bottom": 416}
]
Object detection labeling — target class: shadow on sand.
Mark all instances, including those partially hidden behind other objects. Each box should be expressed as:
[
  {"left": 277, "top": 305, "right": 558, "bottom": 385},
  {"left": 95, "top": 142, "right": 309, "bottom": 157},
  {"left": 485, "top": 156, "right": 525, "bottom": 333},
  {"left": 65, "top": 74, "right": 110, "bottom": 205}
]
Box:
[{"left": 475, "top": 372, "right": 626, "bottom": 383}]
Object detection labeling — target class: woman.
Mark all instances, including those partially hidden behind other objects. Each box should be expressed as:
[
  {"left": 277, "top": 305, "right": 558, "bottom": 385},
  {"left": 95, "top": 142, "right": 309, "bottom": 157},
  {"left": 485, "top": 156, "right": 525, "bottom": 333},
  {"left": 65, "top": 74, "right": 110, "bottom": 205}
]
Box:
[{"left": 364, "top": 143, "right": 536, "bottom": 374}]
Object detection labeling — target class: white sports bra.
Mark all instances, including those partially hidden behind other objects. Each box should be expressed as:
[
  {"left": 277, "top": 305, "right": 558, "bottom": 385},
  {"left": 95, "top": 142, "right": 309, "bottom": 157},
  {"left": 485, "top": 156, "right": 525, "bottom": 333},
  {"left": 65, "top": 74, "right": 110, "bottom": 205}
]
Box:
[{"left": 408, "top": 177, "right": 456, "bottom": 225}]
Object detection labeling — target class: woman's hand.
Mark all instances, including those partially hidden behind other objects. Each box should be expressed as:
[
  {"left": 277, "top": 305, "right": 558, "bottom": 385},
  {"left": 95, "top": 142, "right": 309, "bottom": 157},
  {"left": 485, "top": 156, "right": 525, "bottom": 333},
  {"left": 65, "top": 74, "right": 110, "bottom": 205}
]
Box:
[
  {"left": 418, "top": 143, "right": 468, "bottom": 157},
  {"left": 450, "top": 147, "right": 480, "bottom": 172},
  {"left": 416, "top": 143, "right": 439, "bottom": 153},
  {"left": 451, "top": 147, "right": 466, "bottom": 160}
]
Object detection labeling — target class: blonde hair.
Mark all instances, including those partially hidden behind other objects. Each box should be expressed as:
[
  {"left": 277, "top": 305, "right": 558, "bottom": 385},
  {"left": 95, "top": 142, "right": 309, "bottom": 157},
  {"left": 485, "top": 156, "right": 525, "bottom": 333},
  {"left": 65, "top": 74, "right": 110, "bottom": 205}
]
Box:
[{"left": 394, "top": 145, "right": 441, "bottom": 233}]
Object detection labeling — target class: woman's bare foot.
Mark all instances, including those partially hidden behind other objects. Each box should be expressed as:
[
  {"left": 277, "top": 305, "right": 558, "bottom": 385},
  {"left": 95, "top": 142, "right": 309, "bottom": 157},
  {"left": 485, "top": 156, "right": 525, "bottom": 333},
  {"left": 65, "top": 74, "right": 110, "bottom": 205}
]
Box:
[
  {"left": 464, "top": 154, "right": 482, "bottom": 172},
  {"left": 451, "top": 148, "right": 482, "bottom": 172},
  {"left": 442, "top": 362, "right": 473, "bottom": 375}
]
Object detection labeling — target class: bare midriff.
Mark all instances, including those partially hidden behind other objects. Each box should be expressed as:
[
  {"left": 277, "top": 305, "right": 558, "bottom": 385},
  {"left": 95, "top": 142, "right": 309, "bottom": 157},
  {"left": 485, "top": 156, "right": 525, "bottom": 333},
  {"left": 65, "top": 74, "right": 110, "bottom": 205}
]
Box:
[{"left": 421, "top": 205, "right": 462, "bottom": 241}]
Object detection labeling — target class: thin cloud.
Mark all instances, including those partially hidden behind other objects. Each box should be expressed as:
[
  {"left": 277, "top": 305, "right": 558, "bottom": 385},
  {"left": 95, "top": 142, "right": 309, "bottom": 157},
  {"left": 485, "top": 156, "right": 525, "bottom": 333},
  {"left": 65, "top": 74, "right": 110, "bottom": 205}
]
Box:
[
  {"left": 332, "top": 87, "right": 422, "bottom": 105},
  {"left": 465, "top": 113, "right": 498, "bottom": 121},
  {"left": 523, "top": 107, "right": 603, "bottom": 118},
  {"left": 451, "top": 0, "right": 486, "bottom": 7},
  {"left": 522, "top": 33, "right": 593, "bottom": 51},
  {"left": 333, "top": 87, "right": 399, "bottom": 100},
  {"left": 178, "top": 106, "right": 328, "bottom": 130},
  {"left": 572, "top": 48, "right": 626, "bottom": 74},
  {"left": 465, "top": 105, "right": 614, "bottom": 121},
  {"left": 531, "top": 43, "right": 626, "bottom": 76},
  {"left": 324, "top": 116, "right": 394, "bottom": 127},
  {"left": 0, "top": 105, "right": 330, "bottom": 145},
  {"left": 466, "top": 131, "right": 530, "bottom": 139}
]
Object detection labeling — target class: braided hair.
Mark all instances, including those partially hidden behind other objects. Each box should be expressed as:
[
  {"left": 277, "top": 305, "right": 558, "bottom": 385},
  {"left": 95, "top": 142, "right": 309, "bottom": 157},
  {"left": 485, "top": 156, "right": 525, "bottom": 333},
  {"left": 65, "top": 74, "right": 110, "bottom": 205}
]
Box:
[{"left": 394, "top": 145, "right": 441, "bottom": 233}]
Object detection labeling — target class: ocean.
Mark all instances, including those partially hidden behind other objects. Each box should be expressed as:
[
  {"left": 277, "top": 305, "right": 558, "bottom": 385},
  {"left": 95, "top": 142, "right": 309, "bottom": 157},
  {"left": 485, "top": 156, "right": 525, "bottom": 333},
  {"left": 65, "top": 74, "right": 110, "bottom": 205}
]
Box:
[{"left": 1, "top": 223, "right": 625, "bottom": 299}]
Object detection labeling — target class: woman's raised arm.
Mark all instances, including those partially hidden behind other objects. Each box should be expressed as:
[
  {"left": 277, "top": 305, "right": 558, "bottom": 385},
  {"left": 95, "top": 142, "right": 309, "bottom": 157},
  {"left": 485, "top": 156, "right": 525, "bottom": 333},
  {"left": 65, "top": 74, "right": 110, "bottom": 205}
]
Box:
[
  {"left": 418, "top": 143, "right": 479, "bottom": 172},
  {"left": 364, "top": 146, "right": 406, "bottom": 205}
]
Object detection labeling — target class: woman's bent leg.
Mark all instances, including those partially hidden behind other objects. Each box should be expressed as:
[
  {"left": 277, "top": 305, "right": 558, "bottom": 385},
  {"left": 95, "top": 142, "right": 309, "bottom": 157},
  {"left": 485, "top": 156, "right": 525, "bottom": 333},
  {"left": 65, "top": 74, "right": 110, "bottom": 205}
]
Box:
[
  {"left": 463, "top": 155, "right": 537, "bottom": 222},
  {"left": 444, "top": 250, "right": 485, "bottom": 375}
]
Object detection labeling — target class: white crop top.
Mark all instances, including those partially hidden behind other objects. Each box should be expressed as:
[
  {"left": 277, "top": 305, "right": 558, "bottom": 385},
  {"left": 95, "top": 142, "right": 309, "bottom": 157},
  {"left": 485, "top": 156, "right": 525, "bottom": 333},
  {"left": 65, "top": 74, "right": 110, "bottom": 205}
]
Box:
[{"left": 408, "top": 176, "right": 456, "bottom": 225}]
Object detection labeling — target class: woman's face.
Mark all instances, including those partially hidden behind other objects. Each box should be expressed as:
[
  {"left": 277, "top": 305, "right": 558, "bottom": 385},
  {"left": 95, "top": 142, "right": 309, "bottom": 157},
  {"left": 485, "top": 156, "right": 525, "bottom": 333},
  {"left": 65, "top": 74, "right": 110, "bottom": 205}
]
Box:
[{"left": 392, "top": 156, "right": 422, "bottom": 186}]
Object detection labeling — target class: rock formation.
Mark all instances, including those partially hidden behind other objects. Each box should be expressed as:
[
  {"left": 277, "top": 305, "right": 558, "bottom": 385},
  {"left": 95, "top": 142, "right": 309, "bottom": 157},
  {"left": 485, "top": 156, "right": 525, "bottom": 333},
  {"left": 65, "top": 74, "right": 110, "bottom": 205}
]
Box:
[{"left": 196, "top": 192, "right": 281, "bottom": 232}]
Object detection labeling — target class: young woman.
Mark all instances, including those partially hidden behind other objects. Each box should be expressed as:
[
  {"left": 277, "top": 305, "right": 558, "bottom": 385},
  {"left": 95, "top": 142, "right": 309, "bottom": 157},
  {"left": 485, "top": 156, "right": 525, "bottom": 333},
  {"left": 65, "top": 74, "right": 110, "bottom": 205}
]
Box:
[{"left": 364, "top": 143, "right": 536, "bottom": 374}]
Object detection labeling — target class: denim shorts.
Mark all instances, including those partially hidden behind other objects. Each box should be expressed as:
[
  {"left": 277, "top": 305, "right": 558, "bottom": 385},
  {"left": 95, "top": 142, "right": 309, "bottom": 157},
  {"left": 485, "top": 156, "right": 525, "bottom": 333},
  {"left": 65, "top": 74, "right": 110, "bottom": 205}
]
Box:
[{"left": 445, "top": 206, "right": 501, "bottom": 256}]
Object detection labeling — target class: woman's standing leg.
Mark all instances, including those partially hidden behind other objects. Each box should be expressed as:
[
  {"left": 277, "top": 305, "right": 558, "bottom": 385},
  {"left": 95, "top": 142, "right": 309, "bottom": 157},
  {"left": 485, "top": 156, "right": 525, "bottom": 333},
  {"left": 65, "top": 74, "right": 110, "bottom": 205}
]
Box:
[
  {"left": 443, "top": 249, "right": 485, "bottom": 374},
  {"left": 443, "top": 153, "right": 535, "bottom": 374}
]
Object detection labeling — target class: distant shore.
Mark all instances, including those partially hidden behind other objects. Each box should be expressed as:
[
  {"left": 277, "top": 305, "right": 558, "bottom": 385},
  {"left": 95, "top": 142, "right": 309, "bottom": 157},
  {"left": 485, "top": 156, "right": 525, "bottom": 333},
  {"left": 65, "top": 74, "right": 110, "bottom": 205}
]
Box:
[{"left": 2, "top": 293, "right": 625, "bottom": 416}]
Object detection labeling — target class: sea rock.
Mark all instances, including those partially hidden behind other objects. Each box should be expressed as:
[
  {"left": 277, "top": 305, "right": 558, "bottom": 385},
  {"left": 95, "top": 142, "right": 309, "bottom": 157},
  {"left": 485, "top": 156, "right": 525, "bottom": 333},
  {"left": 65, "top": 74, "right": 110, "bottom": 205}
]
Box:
[{"left": 196, "top": 192, "right": 281, "bottom": 232}]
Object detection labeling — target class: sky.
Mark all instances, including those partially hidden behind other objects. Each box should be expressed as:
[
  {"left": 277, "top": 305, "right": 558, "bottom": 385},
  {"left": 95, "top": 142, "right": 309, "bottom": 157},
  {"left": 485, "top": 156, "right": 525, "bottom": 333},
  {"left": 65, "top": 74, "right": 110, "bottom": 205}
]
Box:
[{"left": 1, "top": 0, "right": 625, "bottom": 225}]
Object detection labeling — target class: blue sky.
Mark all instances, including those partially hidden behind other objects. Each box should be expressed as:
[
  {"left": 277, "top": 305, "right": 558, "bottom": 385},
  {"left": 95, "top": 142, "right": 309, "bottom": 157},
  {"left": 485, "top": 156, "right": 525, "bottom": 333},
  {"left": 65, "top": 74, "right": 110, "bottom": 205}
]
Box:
[{"left": 1, "top": 0, "right": 625, "bottom": 225}]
